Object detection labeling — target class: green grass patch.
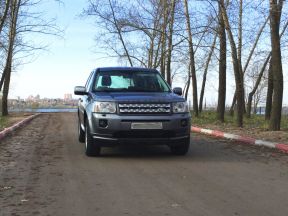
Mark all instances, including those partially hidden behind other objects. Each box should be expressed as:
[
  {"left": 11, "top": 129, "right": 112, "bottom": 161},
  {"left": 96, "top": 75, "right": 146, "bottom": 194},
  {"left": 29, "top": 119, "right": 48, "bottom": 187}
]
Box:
[
  {"left": 0, "top": 116, "right": 8, "bottom": 131},
  {"left": 192, "top": 111, "right": 288, "bottom": 130}
]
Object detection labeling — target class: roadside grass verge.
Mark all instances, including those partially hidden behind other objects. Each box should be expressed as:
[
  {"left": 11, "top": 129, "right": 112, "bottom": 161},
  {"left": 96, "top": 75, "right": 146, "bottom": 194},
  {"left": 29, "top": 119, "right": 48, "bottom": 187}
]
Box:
[
  {"left": 0, "top": 116, "right": 8, "bottom": 131},
  {"left": 0, "top": 113, "right": 32, "bottom": 132},
  {"left": 192, "top": 111, "right": 288, "bottom": 131}
]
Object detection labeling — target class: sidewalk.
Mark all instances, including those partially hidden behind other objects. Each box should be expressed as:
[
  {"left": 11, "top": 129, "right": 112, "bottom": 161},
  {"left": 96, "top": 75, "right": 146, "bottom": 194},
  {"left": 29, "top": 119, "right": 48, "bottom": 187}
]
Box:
[{"left": 191, "top": 126, "right": 288, "bottom": 154}]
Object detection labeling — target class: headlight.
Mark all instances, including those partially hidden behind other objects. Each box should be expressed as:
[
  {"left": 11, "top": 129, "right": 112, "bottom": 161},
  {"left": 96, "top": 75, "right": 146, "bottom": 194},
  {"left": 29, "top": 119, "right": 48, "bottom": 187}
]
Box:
[
  {"left": 94, "top": 102, "right": 116, "bottom": 113},
  {"left": 173, "top": 102, "right": 189, "bottom": 113}
]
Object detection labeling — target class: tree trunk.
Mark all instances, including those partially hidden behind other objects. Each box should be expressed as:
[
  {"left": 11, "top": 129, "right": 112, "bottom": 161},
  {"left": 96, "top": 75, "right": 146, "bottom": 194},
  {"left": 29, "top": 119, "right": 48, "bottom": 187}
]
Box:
[
  {"left": 166, "top": 0, "right": 176, "bottom": 85},
  {"left": 2, "top": 0, "right": 20, "bottom": 116},
  {"left": 237, "top": 0, "right": 246, "bottom": 114},
  {"left": 265, "top": 59, "right": 273, "bottom": 120},
  {"left": 220, "top": 1, "right": 244, "bottom": 127},
  {"left": 184, "top": 69, "right": 191, "bottom": 100},
  {"left": 217, "top": 1, "right": 226, "bottom": 122},
  {"left": 229, "top": 16, "right": 269, "bottom": 113},
  {"left": 160, "top": 0, "right": 168, "bottom": 77},
  {"left": 199, "top": 35, "right": 216, "bottom": 113},
  {"left": 229, "top": 94, "right": 236, "bottom": 116},
  {"left": 2, "top": 64, "right": 11, "bottom": 116},
  {"left": 247, "top": 54, "right": 270, "bottom": 118},
  {"left": 265, "top": 20, "right": 288, "bottom": 120},
  {"left": 183, "top": 0, "right": 198, "bottom": 116},
  {"left": 269, "top": 0, "right": 284, "bottom": 131}
]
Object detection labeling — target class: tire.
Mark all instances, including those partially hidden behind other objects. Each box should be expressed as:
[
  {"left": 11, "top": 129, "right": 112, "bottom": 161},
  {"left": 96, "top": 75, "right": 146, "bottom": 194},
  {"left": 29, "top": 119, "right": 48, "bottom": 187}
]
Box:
[
  {"left": 78, "top": 119, "right": 85, "bottom": 143},
  {"left": 170, "top": 137, "right": 190, "bottom": 156},
  {"left": 85, "top": 121, "right": 101, "bottom": 157}
]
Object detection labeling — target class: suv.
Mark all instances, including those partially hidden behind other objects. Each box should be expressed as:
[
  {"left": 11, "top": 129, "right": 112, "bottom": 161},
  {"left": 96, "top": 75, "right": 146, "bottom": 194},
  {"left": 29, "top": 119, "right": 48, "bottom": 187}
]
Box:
[{"left": 74, "top": 67, "right": 191, "bottom": 156}]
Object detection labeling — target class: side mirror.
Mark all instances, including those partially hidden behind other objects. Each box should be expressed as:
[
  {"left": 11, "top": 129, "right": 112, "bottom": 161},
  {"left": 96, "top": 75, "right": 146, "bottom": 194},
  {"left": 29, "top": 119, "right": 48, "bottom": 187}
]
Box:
[
  {"left": 74, "top": 86, "right": 87, "bottom": 95},
  {"left": 173, "top": 87, "right": 182, "bottom": 96}
]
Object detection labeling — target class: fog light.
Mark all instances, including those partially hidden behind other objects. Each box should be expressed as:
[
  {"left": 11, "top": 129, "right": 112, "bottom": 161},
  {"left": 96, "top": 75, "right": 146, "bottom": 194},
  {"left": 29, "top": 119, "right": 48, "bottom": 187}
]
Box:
[
  {"left": 99, "top": 119, "right": 108, "bottom": 128},
  {"left": 181, "top": 119, "right": 188, "bottom": 127}
]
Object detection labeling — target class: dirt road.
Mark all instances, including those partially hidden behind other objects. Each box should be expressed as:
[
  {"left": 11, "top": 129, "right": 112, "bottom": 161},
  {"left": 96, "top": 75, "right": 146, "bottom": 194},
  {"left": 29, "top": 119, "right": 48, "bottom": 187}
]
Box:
[{"left": 1, "top": 113, "right": 288, "bottom": 216}]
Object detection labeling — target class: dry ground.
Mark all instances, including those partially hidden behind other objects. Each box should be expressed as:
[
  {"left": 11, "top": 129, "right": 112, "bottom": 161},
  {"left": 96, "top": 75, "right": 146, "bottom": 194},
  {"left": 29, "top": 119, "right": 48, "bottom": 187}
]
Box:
[{"left": 1, "top": 113, "right": 288, "bottom": 216}]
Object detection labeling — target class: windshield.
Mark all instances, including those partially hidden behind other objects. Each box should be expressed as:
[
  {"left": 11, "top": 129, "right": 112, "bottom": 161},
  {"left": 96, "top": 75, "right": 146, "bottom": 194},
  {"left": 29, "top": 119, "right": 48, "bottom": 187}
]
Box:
[{"left": 93, "top": 71, "right": 171, "bottom": 92}]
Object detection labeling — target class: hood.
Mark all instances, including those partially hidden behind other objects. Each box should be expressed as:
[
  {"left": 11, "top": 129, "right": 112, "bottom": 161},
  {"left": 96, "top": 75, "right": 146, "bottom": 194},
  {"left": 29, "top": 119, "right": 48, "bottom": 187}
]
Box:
[{"left": 91, "top": 92, "right": 185, "bottom": 103}]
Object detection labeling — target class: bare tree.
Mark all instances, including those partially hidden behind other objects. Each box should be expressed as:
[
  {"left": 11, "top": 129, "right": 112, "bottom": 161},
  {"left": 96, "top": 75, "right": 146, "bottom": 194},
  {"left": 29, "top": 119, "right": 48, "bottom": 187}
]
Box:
[
  {"left": 1, "top": 0, "right": 20, "bottom": 116},
  {"left": 265, "top": 59, "right": 273, "bottom": 120},
  {"left": 159, "top": 0, "right": 168, "bottom": 77},
  {"left": 246, "top": 55, "right": 270, "bottom": 118},
  {"left": 219, "top": 0, "right": 245, "bottom": 127},
  {"left": 216, "top": 0, "right": 226, "bottom": 122},
  {"left": 265, "top": 19, "right": 288, "bottom": 120},
  {"left": 229, "top": 11, "right": 269, "bottom": 116},
  {"left": 199, "top": 34, "right": 217, "bottom": 113},
  {"left": 248, "top": 19, "right": 288, "bottom": 118},
  {"left": 0, "top": 0, "right": 10, "bottom": 34},
  {"left": 165, "top": 0, "right": 176, "bottom": 85},
  {"left": 84, "top": 0, "right": 135, "bottom": 66},
  {"left": 183, "top": 0, "right": 198, "bottom": 116},
  {"left": 1, "top": 0, "right": 62, "bottom": 116},
  {"left": 269, "top": 0, "right": 284, "bottom": 131}
]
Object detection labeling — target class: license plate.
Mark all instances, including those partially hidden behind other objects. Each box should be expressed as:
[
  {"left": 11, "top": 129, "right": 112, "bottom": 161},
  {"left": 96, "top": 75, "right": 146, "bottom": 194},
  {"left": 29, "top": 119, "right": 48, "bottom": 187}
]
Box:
[{"left": 131, "top": 122, "right": 163, "bottom": 130}]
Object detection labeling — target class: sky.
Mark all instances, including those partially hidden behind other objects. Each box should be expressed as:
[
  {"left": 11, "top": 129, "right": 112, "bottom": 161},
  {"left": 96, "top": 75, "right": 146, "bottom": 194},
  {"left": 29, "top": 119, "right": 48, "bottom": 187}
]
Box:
[
  {"left": 8, "top": 0, "right": 288, "bottom": 106},
  {"left": 10, "top": 0, "right": 118, "bottom": 100}
]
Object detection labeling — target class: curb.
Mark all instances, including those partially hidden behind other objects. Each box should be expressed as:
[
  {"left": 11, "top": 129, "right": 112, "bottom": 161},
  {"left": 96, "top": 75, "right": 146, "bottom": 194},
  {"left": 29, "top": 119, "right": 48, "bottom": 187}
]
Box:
[
  {"left": 0, "top": 114, "right": 41, "bottom": 142},
  {"left": 191, "top": 126, "right": 288, "bottom": 154}
]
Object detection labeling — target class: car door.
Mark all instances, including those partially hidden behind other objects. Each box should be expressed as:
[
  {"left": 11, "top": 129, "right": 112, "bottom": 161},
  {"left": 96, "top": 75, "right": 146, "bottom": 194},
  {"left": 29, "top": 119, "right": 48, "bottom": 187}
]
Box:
[{"left": 79, "top": 71, "right": 95, "bottom": 127}]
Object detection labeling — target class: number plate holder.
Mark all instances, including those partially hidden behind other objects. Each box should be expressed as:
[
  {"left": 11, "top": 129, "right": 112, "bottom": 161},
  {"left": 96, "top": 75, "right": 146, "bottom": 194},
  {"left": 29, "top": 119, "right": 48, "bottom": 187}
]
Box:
[{"left": 131, "top": 122, "right": 163, "bottom": 130}]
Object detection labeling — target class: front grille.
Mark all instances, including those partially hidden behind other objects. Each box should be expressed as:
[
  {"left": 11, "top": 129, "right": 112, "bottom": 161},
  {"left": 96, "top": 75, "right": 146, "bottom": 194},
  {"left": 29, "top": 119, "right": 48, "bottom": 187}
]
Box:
[{"left": 119, "top": 103, "right": 171, "bottom": 114}]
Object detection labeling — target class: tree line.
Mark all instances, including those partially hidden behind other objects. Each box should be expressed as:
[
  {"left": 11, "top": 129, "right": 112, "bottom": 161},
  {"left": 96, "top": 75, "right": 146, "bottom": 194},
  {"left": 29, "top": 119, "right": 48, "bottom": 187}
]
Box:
[
  {"left": 1, "top": 0, "right": 286, "bottom": 131},
  {"left": 83, "top": 0, "right": 287, "bottom": 131}
]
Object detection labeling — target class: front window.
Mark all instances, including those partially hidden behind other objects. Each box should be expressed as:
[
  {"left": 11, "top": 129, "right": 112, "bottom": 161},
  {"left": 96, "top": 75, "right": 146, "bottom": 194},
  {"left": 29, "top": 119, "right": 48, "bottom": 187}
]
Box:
[{"left": 93, "top": 71, "right": 170, "bottom": 92}]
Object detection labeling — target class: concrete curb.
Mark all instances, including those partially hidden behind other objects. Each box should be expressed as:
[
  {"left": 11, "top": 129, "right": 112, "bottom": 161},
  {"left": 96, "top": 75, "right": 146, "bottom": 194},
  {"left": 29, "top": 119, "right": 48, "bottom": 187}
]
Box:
[
  {"left": 0, "top": 114, "right": 41, "bottom": 142},
  {"left": 191, "top": 126, "right": 288, "bottom": 154}
]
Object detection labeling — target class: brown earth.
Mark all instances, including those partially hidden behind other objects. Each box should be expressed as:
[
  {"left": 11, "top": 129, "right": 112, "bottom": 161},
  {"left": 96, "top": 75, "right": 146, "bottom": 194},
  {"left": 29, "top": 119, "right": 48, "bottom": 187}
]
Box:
[{"left": 1, "top": 113, "right": 288, "bottom": 216}]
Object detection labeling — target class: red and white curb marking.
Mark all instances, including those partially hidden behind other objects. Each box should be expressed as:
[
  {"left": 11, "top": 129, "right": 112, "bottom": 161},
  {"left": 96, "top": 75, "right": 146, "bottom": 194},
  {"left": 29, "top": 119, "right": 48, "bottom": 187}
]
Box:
[
  {"left": 191, "top": 126, "right": 288, "bottom": 154},
  {"left": 0, "top": 114, "right": 41, "bottom": 142}
]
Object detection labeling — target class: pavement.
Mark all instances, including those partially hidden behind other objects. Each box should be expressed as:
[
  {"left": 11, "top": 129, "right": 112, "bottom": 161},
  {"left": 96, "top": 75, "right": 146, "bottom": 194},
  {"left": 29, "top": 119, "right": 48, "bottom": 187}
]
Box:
[
  {"left": 191, "top": 126, "right": 288, "bottom": 154},
  {"left": 1, "top": 113, "right": 288, "bottom": 216}
]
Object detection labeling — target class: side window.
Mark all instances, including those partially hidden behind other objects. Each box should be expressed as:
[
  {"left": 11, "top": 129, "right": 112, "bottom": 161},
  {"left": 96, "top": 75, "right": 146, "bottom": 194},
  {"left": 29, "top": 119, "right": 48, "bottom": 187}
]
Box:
[{"left": 85, "top": 71, "right": 95, "bottom": 91}]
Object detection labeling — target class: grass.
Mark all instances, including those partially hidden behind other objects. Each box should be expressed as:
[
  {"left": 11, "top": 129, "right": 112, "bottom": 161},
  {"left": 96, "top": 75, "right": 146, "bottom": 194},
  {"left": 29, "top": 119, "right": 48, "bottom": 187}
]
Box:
[
  {"left": 192, "top": 111, "right": 288, "bottom": 131},
  {"left": 0, "top": 113, "right": 31, "bottom": 132},
  {"left": 0, "top": 116, "right": 8, "bottom": 131}
]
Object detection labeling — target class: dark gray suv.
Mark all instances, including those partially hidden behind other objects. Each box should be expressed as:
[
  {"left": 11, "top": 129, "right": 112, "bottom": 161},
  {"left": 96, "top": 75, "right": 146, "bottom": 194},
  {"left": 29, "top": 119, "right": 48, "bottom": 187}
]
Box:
[{"left": 74, "top": 67, "right": 191, "bottom": 156}]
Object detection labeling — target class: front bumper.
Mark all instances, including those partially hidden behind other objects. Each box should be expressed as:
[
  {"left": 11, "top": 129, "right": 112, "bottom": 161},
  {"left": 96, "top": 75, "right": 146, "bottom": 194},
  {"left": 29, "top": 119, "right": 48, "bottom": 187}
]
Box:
[{"left": 88, "top": 113, "right": 191, "bottom": 146}]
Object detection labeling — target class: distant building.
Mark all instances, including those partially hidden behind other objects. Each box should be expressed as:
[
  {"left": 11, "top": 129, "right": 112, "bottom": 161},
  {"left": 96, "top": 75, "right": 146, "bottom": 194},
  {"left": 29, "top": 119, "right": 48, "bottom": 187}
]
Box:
[
  {"left": 26, "top": 95, "right": 40, "bottom": 102},
  {"left": 64, "top": 93, "right": 72, "bottom": 101}
]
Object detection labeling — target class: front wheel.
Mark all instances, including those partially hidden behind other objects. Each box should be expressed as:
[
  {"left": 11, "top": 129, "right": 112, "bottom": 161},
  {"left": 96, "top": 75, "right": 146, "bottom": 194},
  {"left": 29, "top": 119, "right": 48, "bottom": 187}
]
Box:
[
  {"left": 170, "top": 138, "right": 190, "bottom": 156},
  {"left": 85, "top": 122, "right": 101, "bottom": 157}
]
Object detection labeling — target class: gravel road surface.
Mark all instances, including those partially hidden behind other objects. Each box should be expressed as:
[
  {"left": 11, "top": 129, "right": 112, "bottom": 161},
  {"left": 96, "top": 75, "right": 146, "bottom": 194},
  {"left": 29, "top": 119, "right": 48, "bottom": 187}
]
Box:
[{"left": 1, "top": 113, "right": 288, "bottom": 216}]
